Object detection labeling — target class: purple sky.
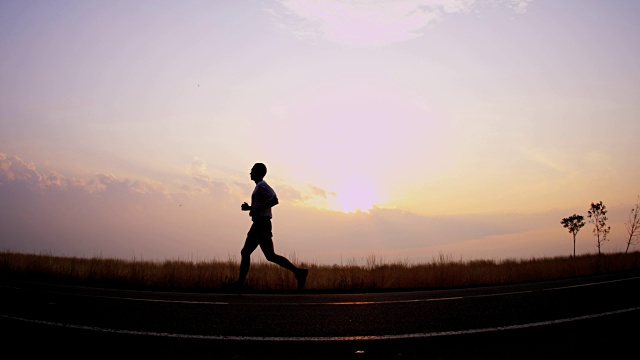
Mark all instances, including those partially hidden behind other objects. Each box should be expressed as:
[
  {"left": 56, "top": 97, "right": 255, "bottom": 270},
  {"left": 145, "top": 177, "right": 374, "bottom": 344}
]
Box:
[{"left": 1, "top": 1, "right": 639, "bottom": 264}]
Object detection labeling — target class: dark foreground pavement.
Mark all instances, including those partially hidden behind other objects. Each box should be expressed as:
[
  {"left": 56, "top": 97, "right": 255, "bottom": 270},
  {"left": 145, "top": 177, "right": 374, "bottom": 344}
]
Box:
[
  {"left": 2, "top": 270, "right": 639, "bottom": 359},
  {"left": 3, "top": 310, "right": 638, "bottom": 359}
]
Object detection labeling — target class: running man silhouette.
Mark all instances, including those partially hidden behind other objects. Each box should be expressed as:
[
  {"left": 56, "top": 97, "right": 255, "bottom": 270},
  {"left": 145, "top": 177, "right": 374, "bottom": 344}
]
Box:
[{"left": 235, "top": 163, "right": 308, "bottom": 292}]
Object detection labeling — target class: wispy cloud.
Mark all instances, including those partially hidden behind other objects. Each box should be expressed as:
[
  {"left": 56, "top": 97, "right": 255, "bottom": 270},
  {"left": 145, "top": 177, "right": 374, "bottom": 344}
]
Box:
[
  {"left": 270, "top": 0, "right": 533, "bottom": 47},
  {"left": 505, "top": 0, "right": 533, "bottom": 14},
  {"left": 0, "top": 153, "right": 168, "bottom": 196},
  {"left": 0, "top": 152, "right": 247, "bottom": 261}
]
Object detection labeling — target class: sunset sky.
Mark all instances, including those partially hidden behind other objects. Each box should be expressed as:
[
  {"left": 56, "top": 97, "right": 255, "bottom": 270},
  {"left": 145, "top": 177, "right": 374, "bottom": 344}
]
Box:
[{"left": 1, "top": 0, "right": 639, "bottom": 265}]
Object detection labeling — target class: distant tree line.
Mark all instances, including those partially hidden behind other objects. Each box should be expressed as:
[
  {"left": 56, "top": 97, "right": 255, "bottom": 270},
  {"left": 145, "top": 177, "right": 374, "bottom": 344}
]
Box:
[{"left": 561, "top": 196, "right": 640, "bottom": 257}]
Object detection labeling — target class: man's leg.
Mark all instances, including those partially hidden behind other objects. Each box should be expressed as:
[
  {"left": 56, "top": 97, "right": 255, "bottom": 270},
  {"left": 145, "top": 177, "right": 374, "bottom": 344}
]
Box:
[
  {"left": 260, "top": 239, "right": 298, "bottom": 272},
  {"left": 238, "top": 236, "right": 259, "bottom": 284},
  {"left": 261, "top": 239, "right": 308, "bottom": 289}
]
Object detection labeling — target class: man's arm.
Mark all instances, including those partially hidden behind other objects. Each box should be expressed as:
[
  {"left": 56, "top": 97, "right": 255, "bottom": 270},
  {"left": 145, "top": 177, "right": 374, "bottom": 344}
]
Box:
[
  {"left": 250, "top": 196, "right": 278, "bottom": 214},
  {"left": 265, "top": 195, "right": 279, "bottom": 209},
  {"left": 242, "top": 196, "right": 278, "bottom": 216}
]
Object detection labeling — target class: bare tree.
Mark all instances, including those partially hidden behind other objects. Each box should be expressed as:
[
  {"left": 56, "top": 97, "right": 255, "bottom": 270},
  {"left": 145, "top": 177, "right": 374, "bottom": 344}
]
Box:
[
  {"left": 587, "top": 201, "right": 610, "bottom": 256},
  {"left": 625, "top": 196, "right": 640, "bottom": 253},
  {"left": 561, "top": 214, "right": 585, "bottom": 257}
]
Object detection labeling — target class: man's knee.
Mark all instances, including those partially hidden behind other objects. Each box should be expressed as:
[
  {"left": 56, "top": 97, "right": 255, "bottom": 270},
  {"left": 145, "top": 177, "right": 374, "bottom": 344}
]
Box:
[
  {"left": 264, "top": 252, "right": 280, "bottom": 263},
  {"left": 241, "top": 247, "right": 252, "bottom": 258}
]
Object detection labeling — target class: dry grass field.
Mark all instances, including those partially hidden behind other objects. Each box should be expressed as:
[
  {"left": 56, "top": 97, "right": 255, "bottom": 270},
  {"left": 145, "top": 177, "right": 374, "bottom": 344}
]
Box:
[{"left": 2, "top": 250, "right": 640, "bottom": 293}]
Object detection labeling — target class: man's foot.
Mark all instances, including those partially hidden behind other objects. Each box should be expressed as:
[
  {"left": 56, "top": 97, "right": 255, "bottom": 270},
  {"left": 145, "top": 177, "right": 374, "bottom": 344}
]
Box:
[{"left": 296, "top": 268, "right": 308, "bottom": 290}]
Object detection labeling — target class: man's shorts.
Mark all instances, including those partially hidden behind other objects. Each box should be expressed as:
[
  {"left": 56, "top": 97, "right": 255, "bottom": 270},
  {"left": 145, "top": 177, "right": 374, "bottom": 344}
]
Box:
[{"left": 247, "top": 217, "right": 272, "bottom": 241}]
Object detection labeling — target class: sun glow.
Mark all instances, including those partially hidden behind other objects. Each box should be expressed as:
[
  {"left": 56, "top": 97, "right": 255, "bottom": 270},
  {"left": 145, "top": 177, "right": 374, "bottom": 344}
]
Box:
[{"left": 332, "top": 181, "right": 378, "bottom": 213}]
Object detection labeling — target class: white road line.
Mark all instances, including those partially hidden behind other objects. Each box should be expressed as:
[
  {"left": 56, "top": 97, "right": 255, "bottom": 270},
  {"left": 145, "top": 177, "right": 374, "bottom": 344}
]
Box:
[
  {"left": 105, "top": 297, "right": 229, "bottom": 305},
  {"left": 328, "top": 297, "right": 464, "bottom": 305},
  {"left": 0, "top": 284, "right": 230, "bottom": 305},
  {"left": 2, "top": 307, "right": 638, "bottom": 341},
  {"left": 3, "top": 275, "right": 639, "bottom": 306}
]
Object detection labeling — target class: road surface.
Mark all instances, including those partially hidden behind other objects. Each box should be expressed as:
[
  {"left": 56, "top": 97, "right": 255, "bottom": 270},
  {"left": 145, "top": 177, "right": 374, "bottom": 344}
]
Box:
[{"left": 2, "top": 270, "right": 639, "bottom": 359}]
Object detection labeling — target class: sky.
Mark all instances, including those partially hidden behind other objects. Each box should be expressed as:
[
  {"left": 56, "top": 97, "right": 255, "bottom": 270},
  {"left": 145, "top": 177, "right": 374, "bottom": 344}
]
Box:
[{"left": 1, "top": 0, "right": 639, "bottom": 265}]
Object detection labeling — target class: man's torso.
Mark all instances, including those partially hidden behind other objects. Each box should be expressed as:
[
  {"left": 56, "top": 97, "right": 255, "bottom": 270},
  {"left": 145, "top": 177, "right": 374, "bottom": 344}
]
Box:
[{"left": 251, "top": 180, "right": 276, "bottom": 219}]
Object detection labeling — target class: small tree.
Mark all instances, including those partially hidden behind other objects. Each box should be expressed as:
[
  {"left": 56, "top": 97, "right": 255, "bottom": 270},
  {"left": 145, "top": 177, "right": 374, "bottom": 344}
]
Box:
[
  {"left": 625, "top": 196, "right": 640, "bottom": 253},
  {"left": 587, "top": 201, "right": 610, "bottom": 256},
  {"left": 561, "top": 214, "right": 585, "bottom": 257}
]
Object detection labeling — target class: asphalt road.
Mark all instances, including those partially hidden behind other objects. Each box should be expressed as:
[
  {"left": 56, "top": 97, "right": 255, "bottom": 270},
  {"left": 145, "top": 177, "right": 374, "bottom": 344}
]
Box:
[{"left": 2, "top": 270, "right": 639, "bottom": 359}]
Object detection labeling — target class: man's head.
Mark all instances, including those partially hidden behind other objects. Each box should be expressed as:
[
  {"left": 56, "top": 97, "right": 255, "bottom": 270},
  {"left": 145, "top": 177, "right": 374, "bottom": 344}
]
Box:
[{"left": 250, "top": 163, "right": 267, "bottom": 181}]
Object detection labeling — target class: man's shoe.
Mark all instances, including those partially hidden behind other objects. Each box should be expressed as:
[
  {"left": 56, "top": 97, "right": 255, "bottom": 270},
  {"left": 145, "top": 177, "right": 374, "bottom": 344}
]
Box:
[
  {"left": 233, "top": 280, "right": 244, "bottom": 295},
  {"left": 296, "top": 268, "right": 308, "bottom": 290}
]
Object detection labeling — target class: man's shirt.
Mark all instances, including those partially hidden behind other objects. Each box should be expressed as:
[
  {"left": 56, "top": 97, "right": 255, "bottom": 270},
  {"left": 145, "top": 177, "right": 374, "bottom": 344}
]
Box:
[{"left": 251, "top": 180, "right": 276, "bottom": 219}]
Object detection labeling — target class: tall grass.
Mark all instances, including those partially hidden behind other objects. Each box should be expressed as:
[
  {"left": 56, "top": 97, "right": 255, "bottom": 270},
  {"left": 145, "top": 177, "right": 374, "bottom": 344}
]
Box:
[{"left": 1, "top": 250, "right": 639, "bottom": 293}]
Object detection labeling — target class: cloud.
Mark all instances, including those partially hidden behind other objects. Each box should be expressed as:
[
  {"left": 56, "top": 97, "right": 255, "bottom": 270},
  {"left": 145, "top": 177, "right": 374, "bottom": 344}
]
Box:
[
  {"left": 186, "top": 157, "right": 246, "bottom": 205},
  {"left": 0, "top": 153, "right": 46, "bottom": 187},
  {"left": 0, "top": 152, "right": 168, "bottom": 197},
  {"left": 270, "top": 0, "right": 534, "bottom": 47},
  {"left": 505, "top": 0, "right": 533, "bottom": 14},
  {"left": 0, "top": 152, "right": 247, "bottom": 260}
]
